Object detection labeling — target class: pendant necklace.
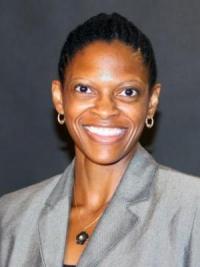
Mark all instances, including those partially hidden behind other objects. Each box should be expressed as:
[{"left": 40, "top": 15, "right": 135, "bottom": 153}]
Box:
[{"left": 73, "top": 183, "right": 104, "bottom": 245}]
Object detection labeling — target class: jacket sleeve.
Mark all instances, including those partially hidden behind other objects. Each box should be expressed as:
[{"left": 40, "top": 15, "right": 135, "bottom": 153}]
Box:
[
  {"left": 0, "top": 195, "right": 10, "bottom": 267},
  {"left": 188, "top": 204, "right": 200, "bottom": 266}
]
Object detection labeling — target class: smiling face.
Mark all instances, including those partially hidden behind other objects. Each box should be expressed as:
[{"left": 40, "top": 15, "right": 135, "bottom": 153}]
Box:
[{"left": 52, "top": 40, "right": 160, "bottom": 165}]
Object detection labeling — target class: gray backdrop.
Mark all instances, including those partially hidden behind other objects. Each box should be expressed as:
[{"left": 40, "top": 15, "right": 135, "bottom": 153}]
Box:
[{"left": 1, "top": 0, "right": 200, "bottom": 196}]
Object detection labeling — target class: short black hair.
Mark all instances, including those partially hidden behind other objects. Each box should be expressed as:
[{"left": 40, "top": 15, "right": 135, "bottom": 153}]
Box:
[{"left": 58, "top": 13, "right": 157, "bottom": 88}]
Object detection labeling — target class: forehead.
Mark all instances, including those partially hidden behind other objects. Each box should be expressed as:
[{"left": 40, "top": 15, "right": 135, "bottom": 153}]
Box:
[{"left": 65, "top": 40, "right": 149, "bottom": 84}]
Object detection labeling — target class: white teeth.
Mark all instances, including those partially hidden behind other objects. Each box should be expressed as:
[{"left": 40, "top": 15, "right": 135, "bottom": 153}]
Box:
[{"left": 84, "top": 126, "right": 125, "bottom": 136}]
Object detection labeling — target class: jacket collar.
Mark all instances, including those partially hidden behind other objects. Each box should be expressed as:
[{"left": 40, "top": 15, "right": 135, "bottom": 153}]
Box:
[
  {"left": 115, "top": 144, "right": 158, "bottom": 203},
  {"left": 38, "top": 161, "right": 74, "bottom": 267},
  {"left": 38, "top": 145, "right": 158, "bottom": 267}
]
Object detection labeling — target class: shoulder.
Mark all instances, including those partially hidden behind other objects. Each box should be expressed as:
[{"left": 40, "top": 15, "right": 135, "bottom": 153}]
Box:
[
  {"left": 0, "top": 173, "right": 62, "bottom": 226},
  {"left": 156, "top": 164, "right": 200, "bottom": 205},
  {"left": 157, "top": 164, "right": 200, "bottom": 191}
]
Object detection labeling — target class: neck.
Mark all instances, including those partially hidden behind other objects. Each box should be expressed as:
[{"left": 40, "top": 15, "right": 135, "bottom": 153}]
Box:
[{"left": 73, "top": 146, "right": 136, "bottom": 210}]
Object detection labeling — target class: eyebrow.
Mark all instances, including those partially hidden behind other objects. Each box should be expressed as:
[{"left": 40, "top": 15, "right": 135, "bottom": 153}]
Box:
[
  {"left": 116, "top": 79, "right": 147, "bottom": 88},
  {"left": 67, "top": 77, "right": 147, "bottom": 88}
]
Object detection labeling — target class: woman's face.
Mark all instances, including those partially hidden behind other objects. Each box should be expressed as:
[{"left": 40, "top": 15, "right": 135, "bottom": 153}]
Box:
[{"left": 52, "top": 40, "right": 160, "bottom": 165}]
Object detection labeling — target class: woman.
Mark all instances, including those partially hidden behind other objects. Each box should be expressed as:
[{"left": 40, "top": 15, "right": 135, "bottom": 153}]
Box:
[{"left": 1, "top": 13, "right": 200, "bottom": 267}]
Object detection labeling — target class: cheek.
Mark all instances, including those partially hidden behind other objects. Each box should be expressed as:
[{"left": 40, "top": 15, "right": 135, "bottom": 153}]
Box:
[
  {"left": 121, "top": 102, "right": 149, "bottom": 126},
  {"left": 63, "top": 95, "right": 92, "bottom": 133},
  {"left": 63, "top": 92, "right": 79, "bottom": 116},
  {"left": 64, "top": 100, "right": 91, "bottom": 121}
]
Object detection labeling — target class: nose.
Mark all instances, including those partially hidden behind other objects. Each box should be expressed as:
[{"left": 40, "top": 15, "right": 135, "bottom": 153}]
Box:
[{"left": 91, "top": 94, "right": 120, "bottom": 119}]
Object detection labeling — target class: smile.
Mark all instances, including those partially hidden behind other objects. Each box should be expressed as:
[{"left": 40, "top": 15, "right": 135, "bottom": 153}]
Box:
[
  {"left": 84, "top": 126, "right": 126, "bottom": 136},
  {"left": 83, "top": 126, "right": 127, "bottom": 144}
]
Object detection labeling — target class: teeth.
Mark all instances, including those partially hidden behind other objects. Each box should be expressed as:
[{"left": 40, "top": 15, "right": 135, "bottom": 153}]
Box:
[{"left": 84, "top": 126, "right": 125, "bottom": 136}]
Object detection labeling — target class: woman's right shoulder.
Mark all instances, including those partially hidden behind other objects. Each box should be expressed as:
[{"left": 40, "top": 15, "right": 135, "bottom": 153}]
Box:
[{"left": 0, "top": 173, "right": 62, "bottom": 224}]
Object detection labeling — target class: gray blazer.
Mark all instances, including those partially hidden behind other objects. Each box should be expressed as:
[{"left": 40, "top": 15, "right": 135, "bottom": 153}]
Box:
[{"left": 1, "top": 145, "right": 200, "bottom": 267}]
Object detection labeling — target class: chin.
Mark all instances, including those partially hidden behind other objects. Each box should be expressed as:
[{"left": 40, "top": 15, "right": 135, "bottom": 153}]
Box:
[
  {"left": 83, "top": 148, "right": 134, "bottom": 166},
  {"left": 89, "top": 157, "right": 121, "bottom": 166},
  {"left": 74, "top": 134, "right": 139, "bottom": 166}
]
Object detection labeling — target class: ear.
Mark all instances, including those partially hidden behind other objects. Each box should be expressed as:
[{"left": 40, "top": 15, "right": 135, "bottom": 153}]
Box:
[
  {"left": 51, "top": 80, "right": 64, "bottom": 114},
  {"left": 147, "top": 83, "right": 161, "bottom": 117}
]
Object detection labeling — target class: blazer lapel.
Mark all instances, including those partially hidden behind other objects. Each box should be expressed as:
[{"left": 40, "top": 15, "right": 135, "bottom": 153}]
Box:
[
  {"left": 78, "top": 145, "right": 158, "bottom": 267},
  {"left": 78, "top": 196, "right": 139, "bottom": 267},
  {"left": 38, "top": 161, "right": 75, "bottom": 267}
]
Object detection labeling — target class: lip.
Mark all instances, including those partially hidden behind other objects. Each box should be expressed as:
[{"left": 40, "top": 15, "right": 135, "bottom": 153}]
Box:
[{"left": 83, "top": 125, "right": 128, "bottom": 144}]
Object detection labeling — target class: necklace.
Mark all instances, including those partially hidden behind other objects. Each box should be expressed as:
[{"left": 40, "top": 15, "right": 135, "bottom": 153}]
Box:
[{"left": 73, "top": 183, "right": 104, "bottom": 245}]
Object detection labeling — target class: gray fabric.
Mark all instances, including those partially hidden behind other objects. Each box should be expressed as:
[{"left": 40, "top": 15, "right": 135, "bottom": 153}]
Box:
[{"left": 1, "top": 145, "right": 200, "bottom": 267}]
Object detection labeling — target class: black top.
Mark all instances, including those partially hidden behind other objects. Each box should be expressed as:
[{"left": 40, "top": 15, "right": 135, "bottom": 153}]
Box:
[{"left": 63, "top": 265, "right": 76, "bottom": 267}]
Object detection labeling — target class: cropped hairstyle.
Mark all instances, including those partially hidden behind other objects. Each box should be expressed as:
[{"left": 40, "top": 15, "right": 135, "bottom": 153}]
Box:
[{"left": 58, "top": 13, "right": 157, "bottom": 89}]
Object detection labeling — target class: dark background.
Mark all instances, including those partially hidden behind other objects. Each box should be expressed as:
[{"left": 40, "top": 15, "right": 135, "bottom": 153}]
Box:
[{"left": 1, "top": 0, "right": 200, "bottom": 196}]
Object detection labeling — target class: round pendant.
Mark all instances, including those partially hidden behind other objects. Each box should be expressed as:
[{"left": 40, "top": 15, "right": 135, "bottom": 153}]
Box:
[{"left": 76, "top": 231, "right": 89, "bottom": 245}]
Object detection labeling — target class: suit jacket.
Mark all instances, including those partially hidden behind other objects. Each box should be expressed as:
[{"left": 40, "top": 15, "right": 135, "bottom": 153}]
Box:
[{"left": 1, "top": 145, "right": 200, "bottom": 267}]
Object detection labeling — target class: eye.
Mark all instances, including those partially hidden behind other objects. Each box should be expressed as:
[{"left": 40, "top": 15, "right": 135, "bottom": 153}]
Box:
[
  {"left": 119, "top": 87, "right": 138, "bottom": 97},
  {"left": 74, "top": 84, "right": 92, "bottom": 94}
]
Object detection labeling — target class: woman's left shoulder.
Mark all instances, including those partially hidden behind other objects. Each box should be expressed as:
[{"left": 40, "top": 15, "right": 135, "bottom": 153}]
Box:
[{"left": 156, "top": 164, "right": 200, "bottom": 203}]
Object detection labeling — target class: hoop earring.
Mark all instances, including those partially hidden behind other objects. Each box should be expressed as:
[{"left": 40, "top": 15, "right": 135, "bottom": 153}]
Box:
[
  {"left": 57, "top": 113, "right": 65, "bottom": 125},
  {"left": 145, "top": 117, "right": 154, "bottom": 128}
]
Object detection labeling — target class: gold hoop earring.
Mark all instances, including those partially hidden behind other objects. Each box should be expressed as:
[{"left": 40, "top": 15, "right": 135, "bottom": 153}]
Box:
[
  {"left": 145, "top": 117, "right": 154, "bottom": 128},
  {"left": 57, "top": 113, "right": 65, "bottom": 125}
]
